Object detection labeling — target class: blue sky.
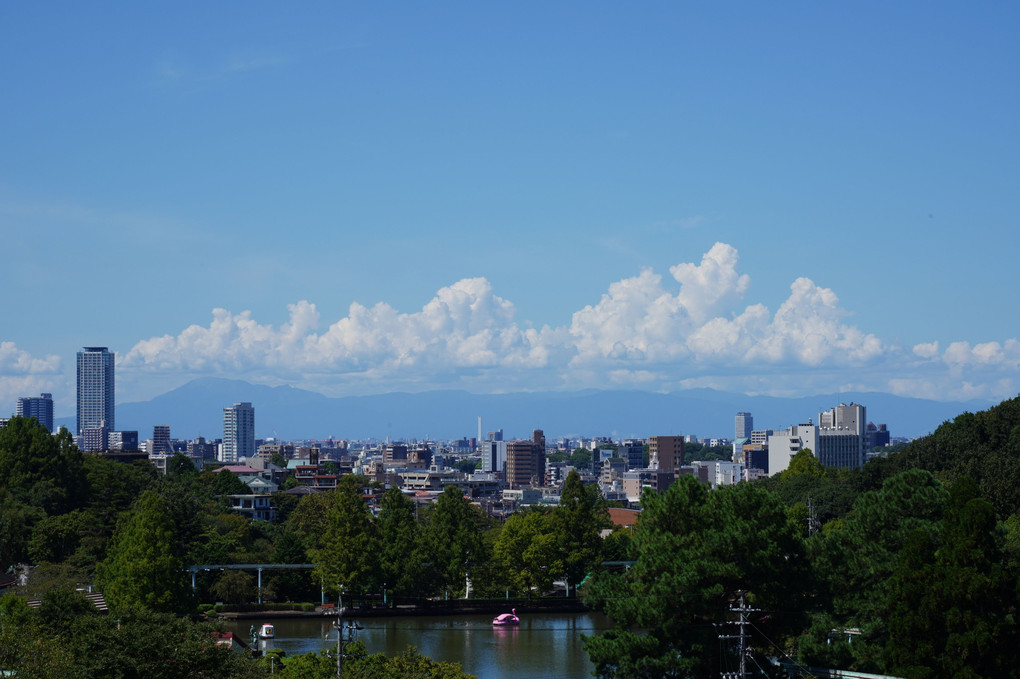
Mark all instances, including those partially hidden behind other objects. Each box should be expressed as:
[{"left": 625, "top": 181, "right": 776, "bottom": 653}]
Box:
[{"left": 2, "top": 2, "right": 1018, "bottom": 417}]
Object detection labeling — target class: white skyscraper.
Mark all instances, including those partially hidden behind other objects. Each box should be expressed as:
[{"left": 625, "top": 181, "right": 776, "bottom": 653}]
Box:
[
  {"left": 77, "top": 347, "right": 115, "bottom": 438},
  {"left": 222, "top": 402, "right": 255, "bottom": 463}
]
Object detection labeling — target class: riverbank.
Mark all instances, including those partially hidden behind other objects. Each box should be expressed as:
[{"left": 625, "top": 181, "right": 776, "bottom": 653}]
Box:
[{"left": 213, "top": 597, "right": 589, "bottom": 620}]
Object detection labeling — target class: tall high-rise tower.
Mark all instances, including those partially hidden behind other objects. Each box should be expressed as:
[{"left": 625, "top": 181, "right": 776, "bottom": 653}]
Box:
[
  {"left": 17, "top": 393, "right": 54, "bottom": 432},
  {"left": 735, "top": 412, "right": 753, "bottom": 441},
  {"left": 77, "top": 347, "right": 114, "bottom": 437},
  {"left": 222, "top": 402, "right": 255, "bottom": 463}
]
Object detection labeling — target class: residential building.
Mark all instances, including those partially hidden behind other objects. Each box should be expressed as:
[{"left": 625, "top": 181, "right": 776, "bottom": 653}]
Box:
[
  {"left": 17, "top": 393, "right": 53, "bottom": 432},
  {"left": 505, "top": 429, "right": 545, "bottom": 488},
  {"left": 648, "top": 435, "right": 685, "bottom": 475},
  {"left": 77, "top": 347, "right": 114, "bottom": 447},
  {"left": 81, "top": 424, "right": 109, "bottom": 453},
  {"left": 622, "top": 469, "right": 676, "bottom": 504},
  {"left": 226, "top": 494, "right": 275, "bottom": 522},
  {"left": 222, "top": 402, "right": 255, "bottom": 463}
]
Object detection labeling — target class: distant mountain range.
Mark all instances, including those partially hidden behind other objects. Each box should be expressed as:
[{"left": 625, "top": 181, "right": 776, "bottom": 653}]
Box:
[{"left": 54, "top": 377, "right": 991, "bottom": 442}]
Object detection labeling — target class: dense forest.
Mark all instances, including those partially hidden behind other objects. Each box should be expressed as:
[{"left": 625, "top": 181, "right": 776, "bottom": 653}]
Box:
[{"left": 2, "top": 395, "right": 1019, "bottom": 677}]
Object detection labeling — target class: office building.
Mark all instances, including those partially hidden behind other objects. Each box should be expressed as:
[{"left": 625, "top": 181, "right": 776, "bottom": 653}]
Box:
[
  {"left": 767, "top": 403, "right": 868, "bottom": 475},
  {"left": 222, "top": 402, "right": 255, "bottom": 463},
  {"left": 866, "top": 422, "right": 890, "bottom": 450},
  {"left": 480, "top": 439, "right": 508, "bottom": 474},
  {"left": 17, "top": 393, "right": 53, "bottom": 432},
  {"left": 735, "top": 412, "right": 753, "bottom": 440},
  {"left": 108, "top": 430, "right": 139, "bottom": 451},
  {"left": 77, "top": 346, "right": 115, "bottom": 439},
  {"left": 506, "top": 429, "right": 545, "bottom": 488},
  {"left": 153, "top": 425, "right": 172, "bottom": 454},
  {"left": 619, "top": 439, "right": 645, "bottom": 469}
]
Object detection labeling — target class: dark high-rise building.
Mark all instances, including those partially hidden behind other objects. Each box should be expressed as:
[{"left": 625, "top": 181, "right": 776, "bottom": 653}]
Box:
[
  {"left": 619, "top": 439, "right": 645, "bottom": 469},
  {"left": 17, "top": 393, "right": 53, "bottom": 432},
  {"left": 153, "top": 425, "right": 172, "bottom": 454},
  {"left": 735, "top": 412, "right": 753, "bottom": 441},
  {"left": 506, "top": 429, "right": 545, "bottom": 488},
  {"left": 77, "top": 347, "right": 114, "bottom": 437},
  {"left": 648, "top": 435, "right": 685, "bottom": 475}
]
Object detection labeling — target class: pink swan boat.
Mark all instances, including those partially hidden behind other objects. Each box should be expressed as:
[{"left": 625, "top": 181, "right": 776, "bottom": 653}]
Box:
[{"left": 492, "top": 608, "right": 519, "bottom": 626}]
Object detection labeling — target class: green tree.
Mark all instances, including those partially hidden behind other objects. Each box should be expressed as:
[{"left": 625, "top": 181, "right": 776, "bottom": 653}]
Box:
[
  {"left": 166, "top": 452, "right": 198, "bottom": 477},
  {"left": 583, "top": 476, "right": 808, "bottom": 678},
  {"left": 554, "top": 470, "right": 611, "bottom": 596},
  {"left": 280, "top": 645, "right": 475, "bottom": 679},
  {"left": 884, "top": 477, "right": 1017, "bottom": 678},
  {"left": 376, "top": 485, "right": 426, "bottom": 597},
  {"left": 212, "top": 469, "right": 250, "bottom": 496},
  {"left": 37, "top": 585, "right": 97, "bottom": 632},
  {"left": 287, "top": 490, "right": 335, "bottom": 550},
  {"left": 800, "top": 468, "right": 948, "bottom": 672},
  {"left": 313, "top": 479, "right": 380, "bottom": 597},
  {"left": 493, "top": 509, "right": 561, "bottom": 596},
  {"left": 28, "top": 509, "right": 89, "bottom": 564},
  {"left": 783, "top": 448, "right": 826, "bottom": 478},
  {"left": 68, "top": 608, "right": 267, "bottom": 679},
  {"left": 419, "top": 486, "right": 486, "bottom": 597},
  {"left": 96, "top": 490, "right": 193, "bottom": 615},
  {"left": 570, "top": 448, "right": 593, "bottom": 470},
  {"left": 0, "top": 612, "right": 75, "bottom": 679},
  {"left": 0, "top": 488, "right": 45, "bottom": 568},
  {"left": 209, "top": 569, "right": 257, "bottom": 604},
  {"left": 268, "top": 527, "right": 314, "bottom": 602},
  {"left": 0, "top": 418, "right": 87, "bottom": 515}
]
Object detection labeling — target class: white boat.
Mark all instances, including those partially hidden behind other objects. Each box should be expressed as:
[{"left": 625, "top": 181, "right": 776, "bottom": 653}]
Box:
[{"left": 258, "top": 623, "right": 275, "bottom": 639}]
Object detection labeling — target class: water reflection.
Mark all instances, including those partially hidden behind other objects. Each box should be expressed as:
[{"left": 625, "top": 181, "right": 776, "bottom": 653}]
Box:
[{"left": 228, "top": 612, "right": 609, "bottom": 678}]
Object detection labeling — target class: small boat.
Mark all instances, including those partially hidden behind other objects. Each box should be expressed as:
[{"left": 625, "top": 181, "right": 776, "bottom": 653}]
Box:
[
  {"left": 492, "top": 608, "right": 519, "bottom": 626},
  {"left": 258, "top": 623, "right": 275, "bottom": 639}
]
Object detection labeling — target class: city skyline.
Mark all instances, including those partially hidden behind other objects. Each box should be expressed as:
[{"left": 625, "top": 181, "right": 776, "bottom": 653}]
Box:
[{"left": 3, "top": 4, "right": 1019, "bottom": 415}]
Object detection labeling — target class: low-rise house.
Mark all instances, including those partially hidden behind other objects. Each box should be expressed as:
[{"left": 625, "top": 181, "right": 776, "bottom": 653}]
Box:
[{"left": 226, "top": 494, "right": 275, "bottom": 522}]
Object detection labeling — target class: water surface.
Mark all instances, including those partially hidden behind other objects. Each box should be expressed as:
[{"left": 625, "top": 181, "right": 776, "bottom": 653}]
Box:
[{"left": 228, "top": 611, "right": 609, "bottom": 678}]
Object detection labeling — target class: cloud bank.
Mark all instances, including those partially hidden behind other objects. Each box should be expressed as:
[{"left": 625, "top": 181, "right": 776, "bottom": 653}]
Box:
[
  {"left": 0, "top": 342, "right": 66, "bottom": 413},
  {"left": 4, "top": 243, "right": 1016, "bottom": 407}
]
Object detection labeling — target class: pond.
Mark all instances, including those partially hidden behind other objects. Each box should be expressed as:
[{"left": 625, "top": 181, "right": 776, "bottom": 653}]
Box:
[{"left": 226, "top": 611, "right": 611, "bottom": 678}]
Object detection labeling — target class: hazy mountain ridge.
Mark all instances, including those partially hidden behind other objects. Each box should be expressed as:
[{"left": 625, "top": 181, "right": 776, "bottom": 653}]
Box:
[{"left": 54, "top": 377, "right": 991, "bottom": 442}]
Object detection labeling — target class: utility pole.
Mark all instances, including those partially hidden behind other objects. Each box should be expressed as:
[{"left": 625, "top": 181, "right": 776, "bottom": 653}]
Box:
[
  {"left": 718, "top": 590, "right": 759, "bottom": 679},
  {"left": 328, "top": 592, "right": 363, "bottom": 679}
]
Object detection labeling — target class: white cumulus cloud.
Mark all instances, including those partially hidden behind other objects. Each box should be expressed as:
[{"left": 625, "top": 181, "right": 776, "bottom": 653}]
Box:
[
  {"left": 0, "top": 342, "right": 65, "bottom": 412},
  {"left": 116, "top": 243, "right": 1020, "bottom": 401},
  {"left": 123, "top": 278, "right": 558, "bottom": 388}
]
